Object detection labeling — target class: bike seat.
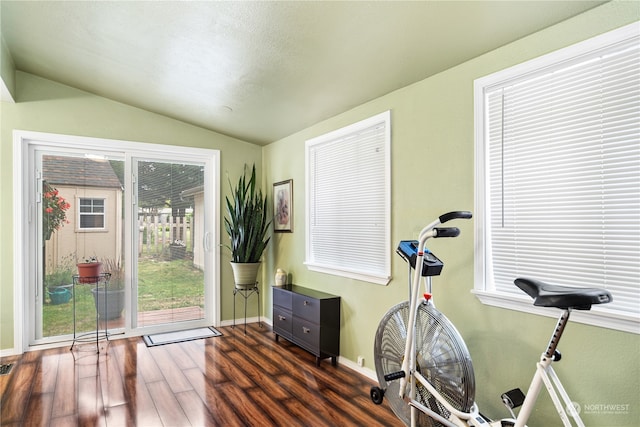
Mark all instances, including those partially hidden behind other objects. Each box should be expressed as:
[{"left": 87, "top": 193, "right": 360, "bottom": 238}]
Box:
[{"left": 514, "top": 278, "right": 612, "bottom": 310}]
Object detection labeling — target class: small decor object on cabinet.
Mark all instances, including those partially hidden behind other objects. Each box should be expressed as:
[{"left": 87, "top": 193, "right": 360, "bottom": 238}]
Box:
[
  {"left": 273, "top": 179, "right": 292, "bottom": 232},
  {"left": 275, "top": 268, "right": 287, "bottom": 287}
]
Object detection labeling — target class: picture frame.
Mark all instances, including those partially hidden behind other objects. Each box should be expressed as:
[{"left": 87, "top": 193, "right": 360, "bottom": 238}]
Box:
[{"left": 273, "top": 179, "right": 293, "bottom": 232}]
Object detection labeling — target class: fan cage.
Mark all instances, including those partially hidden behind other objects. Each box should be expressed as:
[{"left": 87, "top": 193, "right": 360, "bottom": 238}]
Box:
[{"left": 374, "top": 301, "right": 475, "bottom": 426}]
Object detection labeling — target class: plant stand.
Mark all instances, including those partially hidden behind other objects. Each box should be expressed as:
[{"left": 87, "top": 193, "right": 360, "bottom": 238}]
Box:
[
  {"left": 70, "top": 272, "right": 112, "bottom": 354},
  {"left": 233, "top": 282, "right": 261, "bottom": 335}
]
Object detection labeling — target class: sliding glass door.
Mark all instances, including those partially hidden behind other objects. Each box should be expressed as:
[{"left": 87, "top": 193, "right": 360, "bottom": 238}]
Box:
[
  {"left": 36, "top": 151, "right": 125, "bottom": 341},
  {"left": 134, "top": 159, "right": 207, "bottom": 328},
  {"left": 24, "top": 133, "right": 219, "bottom": 348}
]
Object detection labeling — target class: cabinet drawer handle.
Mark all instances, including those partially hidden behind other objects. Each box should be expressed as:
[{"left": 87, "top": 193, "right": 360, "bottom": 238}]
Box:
[
  {"left": 302, "top": 327, "right": 310, "bottom": 334},
  {"left": 303, "top": 300, "right": 310, "bottom": 306},
  {"left": 278, "top": 315, "right": 286, "bottom": 321}
]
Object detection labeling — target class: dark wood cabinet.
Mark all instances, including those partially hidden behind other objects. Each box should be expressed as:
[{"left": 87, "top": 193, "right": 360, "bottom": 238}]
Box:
[{"left": 272, "top": 285, "right": 341, "bottom": 366}]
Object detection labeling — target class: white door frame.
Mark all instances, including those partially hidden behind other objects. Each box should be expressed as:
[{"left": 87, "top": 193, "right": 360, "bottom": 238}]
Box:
[{"left": 12, "top": 130, "right": 220, "bottom": 354}]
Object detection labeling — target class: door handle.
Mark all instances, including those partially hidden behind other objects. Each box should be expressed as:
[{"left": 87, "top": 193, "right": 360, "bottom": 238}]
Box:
[{"left": 203, "top": 232, "right": 210, "bottom": 251}]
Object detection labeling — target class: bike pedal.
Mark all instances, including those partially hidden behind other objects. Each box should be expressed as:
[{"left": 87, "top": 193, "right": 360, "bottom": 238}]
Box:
[
  {"left": 501, "top": 388, "right": 526, "bottom": 409},
  {"left": 383, "top": 370, "right": 406, "bottom": 381}
]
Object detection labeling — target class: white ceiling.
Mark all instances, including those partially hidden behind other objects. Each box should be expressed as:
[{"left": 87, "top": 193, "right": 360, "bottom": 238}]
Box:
[{"left": 1, "top": 1, "right": 606, "bottom": 145}]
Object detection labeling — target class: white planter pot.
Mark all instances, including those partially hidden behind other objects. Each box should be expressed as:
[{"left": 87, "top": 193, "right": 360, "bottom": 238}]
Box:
[{"left": 230, "top": 262, "right": 261, "bottom": 288}]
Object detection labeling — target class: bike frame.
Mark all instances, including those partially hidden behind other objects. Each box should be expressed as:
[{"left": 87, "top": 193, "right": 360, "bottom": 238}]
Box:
[
  {"left": 397, "top": 218, "right": 586, "bottom": 427},
  {"left": 515, "top": 308, "right": 585, "bottom": 427}
]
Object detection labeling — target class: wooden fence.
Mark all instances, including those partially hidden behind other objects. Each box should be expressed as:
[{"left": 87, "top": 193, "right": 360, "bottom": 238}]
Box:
[{"left": 138, "top": 214, "right": 192, "bottom": 256}]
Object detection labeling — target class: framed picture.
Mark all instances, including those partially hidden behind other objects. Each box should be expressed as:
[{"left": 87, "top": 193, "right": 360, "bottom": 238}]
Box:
[{"left": 273, "top": 179, "right": 293, "bottom": 232}]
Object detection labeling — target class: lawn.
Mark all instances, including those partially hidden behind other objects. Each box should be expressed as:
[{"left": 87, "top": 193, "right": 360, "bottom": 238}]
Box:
[{"left": 42, "top": 256, "right": 205, "bottom": 338}]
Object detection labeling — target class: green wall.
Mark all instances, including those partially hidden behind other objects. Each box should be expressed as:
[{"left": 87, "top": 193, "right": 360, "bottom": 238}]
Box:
[
  {"left": 262, "top": 3, "right": 639, "bottom": 426},
  {"left": 0, "top": 71, "right": 262, "bottom": 351}
]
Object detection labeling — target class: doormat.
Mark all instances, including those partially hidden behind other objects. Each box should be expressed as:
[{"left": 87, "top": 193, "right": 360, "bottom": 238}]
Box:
[{"left": 143, "top": 327, "right": 222, "bottom": 347}]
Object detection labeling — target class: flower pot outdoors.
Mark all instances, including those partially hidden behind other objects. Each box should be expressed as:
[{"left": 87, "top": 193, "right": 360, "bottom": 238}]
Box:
[
  {"left": 230, "top": 262, "right": 261, "bottom": 289},
  {"left": 48, "top": 287, "right": 72, "bottom": 305},
  {"left": 91, "top": 287, "right": 125, "bottom": 320},
  {"left": 169, "top": 244, "right": 186, "bottom": 260},
  {"left": 77, "top": 262, "right": 102, "bottom": 283}
]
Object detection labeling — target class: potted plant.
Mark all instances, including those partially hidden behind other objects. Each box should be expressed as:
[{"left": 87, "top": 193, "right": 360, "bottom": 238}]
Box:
[
  {"left": 224, "top": 164, "right": 272, "bottom": 288},
  {"left": 91, "top": 257, "right": 125, "bottom": 320},
  {"left": 45, "top": 261, "right": 74, "bottom": 305},
  {"left": 77, "top": 256, "right": 102, "bottom": 283},
  {"left": 169, "top": 239, "right": 186, "bottom": 260}
]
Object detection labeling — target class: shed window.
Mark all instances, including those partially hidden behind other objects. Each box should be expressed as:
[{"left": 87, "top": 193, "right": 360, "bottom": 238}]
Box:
[{"left": 79, "top": 198, "right": 105, "bottom": 229}]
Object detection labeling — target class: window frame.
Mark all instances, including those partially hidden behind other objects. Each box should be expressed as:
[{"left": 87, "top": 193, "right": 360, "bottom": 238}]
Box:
[
  {"left": 77, "top": 197, "right": 107, "bottom": 230},
  {"left": 305, "top": 110, "right": 392, "bottom": 285},
  {"left": 473, "top": 22, "right": 640, "bottom": 334}
]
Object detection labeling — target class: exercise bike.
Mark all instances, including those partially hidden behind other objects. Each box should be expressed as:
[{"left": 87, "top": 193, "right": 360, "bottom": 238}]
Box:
[{"left": 370, "top": 211, "right": 612, "bottom": 427}]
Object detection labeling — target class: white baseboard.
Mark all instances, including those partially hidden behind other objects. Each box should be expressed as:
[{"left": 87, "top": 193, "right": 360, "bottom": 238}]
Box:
[
  {"left": 338, "top": 356, "right": 378, "bottom": 381},
  {"left": 218, "top": 316, "right": 272, "bottom": 328},
  {"left": 0, "top": 347, "right": 21, "bottom": 357}
]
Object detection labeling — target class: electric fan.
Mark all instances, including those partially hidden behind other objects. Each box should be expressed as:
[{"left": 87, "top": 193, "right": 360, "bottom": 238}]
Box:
[{"left": 373, "top": 301, "right": 476, "bottom": 426}]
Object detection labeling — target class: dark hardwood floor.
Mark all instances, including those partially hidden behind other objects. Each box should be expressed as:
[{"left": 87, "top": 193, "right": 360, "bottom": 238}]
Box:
[{"left": 0, "top": 323, "right": 401, "bottom": 426}]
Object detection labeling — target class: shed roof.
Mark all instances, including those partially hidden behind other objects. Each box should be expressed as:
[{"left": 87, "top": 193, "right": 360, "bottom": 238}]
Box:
[{"left": 43, "top": 155, "right": 122, "bottom": 189}]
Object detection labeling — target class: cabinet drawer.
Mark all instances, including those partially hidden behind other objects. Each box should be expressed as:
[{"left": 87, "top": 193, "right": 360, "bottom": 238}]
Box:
[
  {"left": 273, "top": 307, "right": 293, "bottom": 339},
  {"left": 292, "top": 293, "right": 321, "bottom": 323},
  {"left": 273, "top": 287, "right": 293, "bottom": 310},
  {"left": 292, "top": 317, "right": 320, "bottom": 350}
]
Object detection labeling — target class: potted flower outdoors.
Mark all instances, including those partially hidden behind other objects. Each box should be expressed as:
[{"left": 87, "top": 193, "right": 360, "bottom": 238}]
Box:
[
  {"left": 91, "top": 257, "right": 125, "bottom": 320},
  {"left": 42, "top": 182, "right": 71, "bottom": 241},
  {"left": 77, "top": 256, "right": 102, "bottom": 283},
  {"left": 44, "top": 260, "right": 74, "bottom": 305},
  {"left": 169, "top": 239, "right": 186, "bottom": 260},
  {"left": 224, "top": 164, "right": 272, "bottom": 288}
]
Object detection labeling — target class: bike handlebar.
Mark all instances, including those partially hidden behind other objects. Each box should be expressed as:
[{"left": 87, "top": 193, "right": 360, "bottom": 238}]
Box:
[
  {"left": 439, "top": 211, "right": 472, "bottom": 224},
  {"left": 434, "top": 227, "right": 460, "bottom": 238}
]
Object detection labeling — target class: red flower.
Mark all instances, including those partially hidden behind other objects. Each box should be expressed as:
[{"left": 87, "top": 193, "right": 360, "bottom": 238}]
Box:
[{"left": 42, "top": 182, "right": 71, "bottom": 241}]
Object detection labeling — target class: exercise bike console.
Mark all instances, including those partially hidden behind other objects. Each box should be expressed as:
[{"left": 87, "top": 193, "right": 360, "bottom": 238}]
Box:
[{"left": 396, "top": 240, "right": 444, "bottom": 276}]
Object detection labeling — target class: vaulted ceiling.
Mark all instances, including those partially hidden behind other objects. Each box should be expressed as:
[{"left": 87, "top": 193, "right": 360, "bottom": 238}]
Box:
[{"left": 1, "top": 1, "right": 605, "bottom": 145}]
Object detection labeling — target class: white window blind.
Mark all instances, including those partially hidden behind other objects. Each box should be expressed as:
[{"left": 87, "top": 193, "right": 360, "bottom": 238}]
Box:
[
  {"left": 475, "top": 23, "right": 640, "bottom": 333},
  {"left": 305, "top": 111, "right": 391, "bottom": 285}
]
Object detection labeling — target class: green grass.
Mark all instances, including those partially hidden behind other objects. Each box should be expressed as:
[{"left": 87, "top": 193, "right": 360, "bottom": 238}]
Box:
[
  {"left": 42, "top": 255, "right": 204, "bottom": 337},
  {"left": 43, "top": 286, "right": 93, "bottom": 336},
  {"left": 138, "top": 256, "right": 204, "bottom": 311}
]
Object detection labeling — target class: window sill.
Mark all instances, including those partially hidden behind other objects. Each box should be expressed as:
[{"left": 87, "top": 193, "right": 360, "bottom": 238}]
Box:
[
  {"left": 305, "top": 262, "right": 391, "bottom": 286},
  {"left": 472, "top": 290, "right": 639, "bottom": 335}
]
